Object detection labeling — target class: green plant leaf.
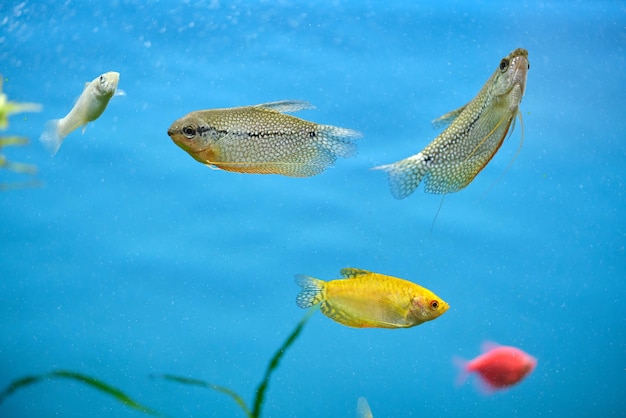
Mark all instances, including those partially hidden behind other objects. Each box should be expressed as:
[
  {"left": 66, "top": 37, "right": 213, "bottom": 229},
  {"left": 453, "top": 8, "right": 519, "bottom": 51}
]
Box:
[
  {"left": 251, "top": 308, "right": 315, "bottom": 418},
  {"left": 0, "top": 369, "right": 159, "bottom": 416},
  {"left": 158, "top": 374, "right": 252, "bottom": 417},
  {"left": 158, "top": 309, "right": 315, "bottom": 418}
]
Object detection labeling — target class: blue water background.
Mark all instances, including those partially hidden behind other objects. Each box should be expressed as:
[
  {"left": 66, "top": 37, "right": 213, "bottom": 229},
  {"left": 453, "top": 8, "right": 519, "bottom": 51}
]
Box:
[{"left": 1, "top": 1, "right": 624, "bottom": 417}]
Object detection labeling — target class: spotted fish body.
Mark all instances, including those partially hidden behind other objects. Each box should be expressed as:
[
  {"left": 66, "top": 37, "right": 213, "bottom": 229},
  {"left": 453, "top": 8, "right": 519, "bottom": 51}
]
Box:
[
  {"left": 295, "top": 268, "right": 449, "bottom": 329},
  {"left": 167, "top": 101, "right": 361, "bottom": 177},
  {"left": 375, "top": 48, "right": 529, "bottom": 197}
]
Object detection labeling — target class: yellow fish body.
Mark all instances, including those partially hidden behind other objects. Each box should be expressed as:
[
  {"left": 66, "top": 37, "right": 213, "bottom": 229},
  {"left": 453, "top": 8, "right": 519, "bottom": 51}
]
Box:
[
  {"left": 375, "top": 48, "right": 530, "bottom": 197},
  {"left": 295, "top": 268, "right": 449, "bottom": 329},
  {"left": 167, "top": 101, "right": 361, "bottom": 177}
]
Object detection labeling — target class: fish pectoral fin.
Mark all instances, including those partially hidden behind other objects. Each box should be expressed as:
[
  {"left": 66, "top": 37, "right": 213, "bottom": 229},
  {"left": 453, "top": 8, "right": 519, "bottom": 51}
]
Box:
[
  {"left": 431, "top": 103, "right": 469, "bottom": 129},
  {"left": 466, "top": 102, "right": 523, "bottom": 163},
  {"left": 478, "top": 111, "right": 525, "bottom": 196},
  {"left": 202, "top": 163, "right": 223, "bottom": 171},
  {"left": 253, "top": 100, "right": 315, "bottom": 114}
]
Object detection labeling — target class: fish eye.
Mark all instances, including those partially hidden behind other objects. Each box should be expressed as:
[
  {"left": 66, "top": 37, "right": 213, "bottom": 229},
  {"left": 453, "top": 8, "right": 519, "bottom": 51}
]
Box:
[
  {"left": 429, "top": 300, "right": 439, "bottom": 310},
  {"left": 499, "top": 58, "right": 509, "bottom": 71},
  {"left": 182, "top": 125, "right": 196, "bottom": 138}
]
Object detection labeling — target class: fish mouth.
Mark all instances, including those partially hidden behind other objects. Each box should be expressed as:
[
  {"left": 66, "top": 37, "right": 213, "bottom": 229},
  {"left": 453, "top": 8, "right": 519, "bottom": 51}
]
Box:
[
  {"left": 500, "top": 65, "right": 527, "bottom": 103},
  {"left": 510, "top": 56, "right": 529, "bottom": 95}
]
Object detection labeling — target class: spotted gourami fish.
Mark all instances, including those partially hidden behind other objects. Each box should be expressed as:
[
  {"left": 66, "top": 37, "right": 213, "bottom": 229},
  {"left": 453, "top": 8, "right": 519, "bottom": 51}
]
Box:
[
  {"left": 167, "top": 101, "right": 361, "bottom": 177},
  {"left": 40, "top": 71, "right": 120, "bottom": 154},
  {"left": 375, "top": 48, "right": 530, "bottom": 197},
  {"left": 455, "top": 342, "right": 537, "bottom": 392},
  {"left": 295, "top": 268, "right": 449, "bottom": 329}
]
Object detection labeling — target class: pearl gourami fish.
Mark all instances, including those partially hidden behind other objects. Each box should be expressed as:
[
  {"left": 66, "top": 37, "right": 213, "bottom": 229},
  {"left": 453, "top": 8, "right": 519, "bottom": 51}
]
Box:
[
  {"left": 295, "top": 268, "right": 449, "bottom": 329},
  {"left": 167, "top": 101, "right": 361, "bottom": 177},
  {"left": 40, "top": 71, "right": 120, "bottom": 154},
  {"left": 375, "top": 48, "right": 529, "bottom": 197},
  {"left": 455, "top": 342, "right": 537, "bottom": 392}
]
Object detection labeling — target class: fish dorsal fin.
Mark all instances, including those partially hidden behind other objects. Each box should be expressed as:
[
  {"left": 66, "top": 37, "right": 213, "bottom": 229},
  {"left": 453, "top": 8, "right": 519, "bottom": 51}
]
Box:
[
  {"left": 254, "top": 100, "right": 314, "bottom": 114},
  {"left": 481, "top": 341, "right": 501, "bottom": 353},
  {"left": 340, "top": 268, "right": 373, "bottom": 279},
  {"left": 431, "top": 102, "right": 469, "bottom": 130}
]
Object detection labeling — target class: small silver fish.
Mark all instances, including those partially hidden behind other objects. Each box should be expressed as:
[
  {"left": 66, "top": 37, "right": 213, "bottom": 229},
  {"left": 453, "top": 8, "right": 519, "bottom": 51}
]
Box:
[
  {"left": 167, "top": 100, "right": 361, "bottom": 177},
  {"left": 375, "top": 48, "right": 529, "bottom": 197},
  {"left": 40, "top": 71, "right": 120, "bottom": 154}
]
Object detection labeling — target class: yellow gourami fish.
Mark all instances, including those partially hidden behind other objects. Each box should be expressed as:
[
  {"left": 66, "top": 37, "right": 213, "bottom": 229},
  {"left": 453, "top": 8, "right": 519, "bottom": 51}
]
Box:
[
  {"left": 295, "top": 268, "right": 449, "bottom": 329},
  {"left": 167, "top": 101, "right": 361, "bottom": 177},
  {"left": 40, "top": 71, "right": 120, "bottom": 154},
  {"left": 375, "top": 48, "right": 530, "bottom": 197}
]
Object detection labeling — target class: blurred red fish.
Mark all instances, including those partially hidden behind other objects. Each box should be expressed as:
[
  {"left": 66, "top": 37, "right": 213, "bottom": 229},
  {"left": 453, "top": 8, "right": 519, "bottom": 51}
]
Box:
[{"left": 455, "top": 342, "right": 537, "bottom": 392}]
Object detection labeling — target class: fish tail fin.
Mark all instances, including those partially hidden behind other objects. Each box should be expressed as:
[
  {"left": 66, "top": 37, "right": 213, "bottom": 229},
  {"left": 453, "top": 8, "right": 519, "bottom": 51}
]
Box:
[
  {"left": 372, "top": 152, "right": 429, "bottom": 199},
  {"left": 39, "top": 119, "right": 64, "bottom": 155},
  {"left": 453, "top": 356, "right": 470, "bottom": 387},
  {"left": 295, "top": 274, "right": 326, "bottom": 308},
  {"left": 274, "top": 125, "right": 361, "bottom": 177},
  {"left": 317, "top": 125, "right": 362, "bottom": 159}
]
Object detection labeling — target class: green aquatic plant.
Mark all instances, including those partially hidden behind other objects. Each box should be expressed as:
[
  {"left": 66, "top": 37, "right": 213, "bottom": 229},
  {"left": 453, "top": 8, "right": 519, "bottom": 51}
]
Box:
[
  {"left": 0, "top": 370, "right": 158, "bottom": 415},
  {"left": 0, "top": 136, "right": 41, "bottom": 190},
  {"left": 158, "top": 308, "right": 315, "bottom": 418},
  {"left": 0, "top": 310, "right": 314, "bottom": 417},
  {"left": 0, "top": 76, "right": 42, "bottom": 190},
  {"left": 0, "top": 77, "right": 42, "bottom": 129}
]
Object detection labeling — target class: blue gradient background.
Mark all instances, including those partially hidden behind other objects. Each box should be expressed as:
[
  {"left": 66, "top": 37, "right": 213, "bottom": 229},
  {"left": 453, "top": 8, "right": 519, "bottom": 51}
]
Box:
[{"left": 1, "top": 1, "right": 624, "bottom": 417}]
